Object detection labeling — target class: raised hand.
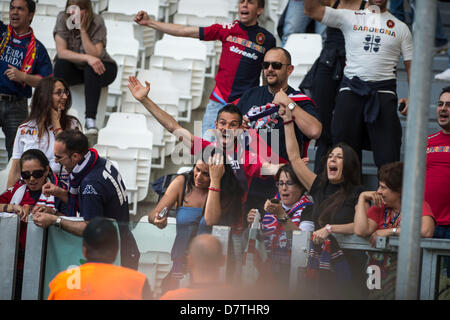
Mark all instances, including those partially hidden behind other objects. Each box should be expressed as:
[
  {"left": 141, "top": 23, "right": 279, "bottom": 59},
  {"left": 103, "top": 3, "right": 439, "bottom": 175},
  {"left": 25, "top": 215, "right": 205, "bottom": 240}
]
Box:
[
  {"left": 208, "top": 153, "right": 225, "bottom": 184},
  {"left": 134, "top": 11, "right": 153, "bottom": 27},
  {"left": 128, "top": 76, "right": 150, "bottom": 102}
]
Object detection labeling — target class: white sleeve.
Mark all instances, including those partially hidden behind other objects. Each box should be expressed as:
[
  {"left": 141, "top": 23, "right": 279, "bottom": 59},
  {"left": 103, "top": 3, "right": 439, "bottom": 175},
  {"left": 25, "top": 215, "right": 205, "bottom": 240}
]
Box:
[
  {"left": 401, "top": 25, "right": 413, "bottom": 61},
  {"left": 11, "top": 129, "right": 24, "bottom": 160},
  {"left": 321, "top": 6, "right": 349, "bottom": 29}
]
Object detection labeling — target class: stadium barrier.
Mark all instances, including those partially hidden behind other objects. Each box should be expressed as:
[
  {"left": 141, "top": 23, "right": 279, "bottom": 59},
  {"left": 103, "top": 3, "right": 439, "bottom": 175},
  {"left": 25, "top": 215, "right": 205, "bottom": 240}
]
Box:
[{"left": 1, "top": 215, "right": 449, "bottom": 300}]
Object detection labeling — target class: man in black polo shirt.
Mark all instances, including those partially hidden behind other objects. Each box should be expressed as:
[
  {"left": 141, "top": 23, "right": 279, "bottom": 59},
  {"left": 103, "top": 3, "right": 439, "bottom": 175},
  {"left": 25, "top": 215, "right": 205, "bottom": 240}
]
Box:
[
  {"left": 235, "top": 46, "right": 321, "bottom": 215},
  {"left": 33, "top": 130, "right": 140, "bottom": 270},
  {"left": 0, "top": 0, "right": 53, "bottom": 159}
]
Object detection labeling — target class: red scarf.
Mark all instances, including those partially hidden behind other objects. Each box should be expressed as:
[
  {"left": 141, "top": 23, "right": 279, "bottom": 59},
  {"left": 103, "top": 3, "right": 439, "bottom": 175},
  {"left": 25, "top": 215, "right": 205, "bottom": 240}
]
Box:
[{"left": 0, "top": 24, "right": 37, "bottom": 74}]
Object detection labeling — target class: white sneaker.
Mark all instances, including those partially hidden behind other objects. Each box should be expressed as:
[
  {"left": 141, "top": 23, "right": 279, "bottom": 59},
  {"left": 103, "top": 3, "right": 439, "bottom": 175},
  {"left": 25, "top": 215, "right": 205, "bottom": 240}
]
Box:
[
  {"left": 85, "top": 118, "right": 98, "bottom": 135},
  {"left": 435, "top": 69, "right": 450, "bottom": 82}
]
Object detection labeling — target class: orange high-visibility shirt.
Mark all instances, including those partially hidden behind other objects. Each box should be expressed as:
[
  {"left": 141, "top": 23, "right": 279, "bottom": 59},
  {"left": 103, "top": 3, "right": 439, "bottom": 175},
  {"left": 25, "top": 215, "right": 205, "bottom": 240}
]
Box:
[{"left": 48, "top": 263, "right": 147, "bottom": 300}]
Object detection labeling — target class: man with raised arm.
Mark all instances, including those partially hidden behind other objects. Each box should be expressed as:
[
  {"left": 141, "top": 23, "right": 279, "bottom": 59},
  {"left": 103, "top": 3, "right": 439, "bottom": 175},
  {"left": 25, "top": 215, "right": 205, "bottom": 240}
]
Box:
[
  {"left": 134, "top": 0, "right": 276, "bottom": 138},
  {"left": 304, "top": 0, "right": 412, "bottom": 169}
]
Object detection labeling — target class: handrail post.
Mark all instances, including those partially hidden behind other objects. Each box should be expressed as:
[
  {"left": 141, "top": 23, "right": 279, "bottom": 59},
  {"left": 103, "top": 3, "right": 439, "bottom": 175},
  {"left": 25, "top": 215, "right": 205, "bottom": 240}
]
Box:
[{"left": 395, "top": 0, "right": 437, "bottom": 300}]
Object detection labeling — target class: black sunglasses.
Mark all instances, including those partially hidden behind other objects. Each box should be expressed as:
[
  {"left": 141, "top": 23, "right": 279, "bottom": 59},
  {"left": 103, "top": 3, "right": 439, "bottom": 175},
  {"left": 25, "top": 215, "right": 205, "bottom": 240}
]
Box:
[
  {"left": 21, "top": 170, "right": 45, "bottom": 180},
  {"left": 262, "top": 61, "right": 289, "bottom": 70}
]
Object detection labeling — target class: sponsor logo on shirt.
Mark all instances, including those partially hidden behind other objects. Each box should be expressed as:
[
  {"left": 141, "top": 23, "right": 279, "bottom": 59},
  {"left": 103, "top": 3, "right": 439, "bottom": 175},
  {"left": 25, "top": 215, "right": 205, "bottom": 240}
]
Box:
[
  {"left": 256, "top": 32, "right": 265, "bottom": 46},
  {"left": 229, "top": 45, "right": 259, "bottom": 60},
  {"left": 353, "top": 25, "right": 397, "bottom": 38},
  {"left": 226, "top": 35, "right": 266, "bottom": 54},
  {"left": 82, "top": 185, "right": 98, "bottom": 195},
  {"left": 426, "top": 146, "right": 450, "bottom": 154},
  {"left": 387, "top": 19, "right": 395, "bottom": 29},
  {"left": 20, "top": 128, "right": 38, "bottom": 136}
]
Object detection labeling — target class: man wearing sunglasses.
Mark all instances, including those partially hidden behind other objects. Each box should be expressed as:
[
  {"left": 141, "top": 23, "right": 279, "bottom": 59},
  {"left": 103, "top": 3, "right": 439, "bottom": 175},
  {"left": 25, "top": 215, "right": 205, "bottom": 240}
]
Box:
[
  {"left": 235, "top": 47, "right": 321, "bottom": 215},
  {"left": 133, "top": 0, "right": 276, "bottom": 139},
  {"left": 425, "top": 86, "right": 450, "bottom": 279},
  {"left": 32, "top": 130, "right": 140, "bottom": 270}
]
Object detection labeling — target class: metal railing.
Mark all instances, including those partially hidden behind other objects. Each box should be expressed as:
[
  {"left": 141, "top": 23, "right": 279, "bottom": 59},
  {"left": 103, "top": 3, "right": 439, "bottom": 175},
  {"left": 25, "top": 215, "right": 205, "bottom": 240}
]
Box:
[{"left": 1, "top": 215, "right": 449, "bottom": 300}]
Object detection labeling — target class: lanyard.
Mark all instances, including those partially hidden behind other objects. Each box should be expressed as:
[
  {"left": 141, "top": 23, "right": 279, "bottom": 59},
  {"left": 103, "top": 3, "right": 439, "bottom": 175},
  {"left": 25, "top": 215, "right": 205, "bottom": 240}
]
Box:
[{"left": 383, "top": 208, "right": 400, "bottom": 229}]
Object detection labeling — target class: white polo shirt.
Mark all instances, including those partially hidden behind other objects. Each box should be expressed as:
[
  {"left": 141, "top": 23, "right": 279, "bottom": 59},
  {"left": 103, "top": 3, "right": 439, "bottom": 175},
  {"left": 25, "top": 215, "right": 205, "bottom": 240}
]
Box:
[
  {"left": 12, "top": 119, "right": 80, "bottom": 175},
  {"left": 321, "top": 6, "right": 413, "bottom": 82}
]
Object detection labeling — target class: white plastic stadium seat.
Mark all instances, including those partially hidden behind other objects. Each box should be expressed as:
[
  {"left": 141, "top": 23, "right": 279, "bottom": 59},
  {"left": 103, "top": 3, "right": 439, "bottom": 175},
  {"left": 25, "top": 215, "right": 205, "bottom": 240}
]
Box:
[
  {"left": 283, "top": 33, "right": 322, "bottom": 89},
  {"left": 151, "top": 35, "right": 207, "bottom": 111},
  {"left": 95, "top": 113, "right": 153, "bottom": 215},
  {"left": 70, "top": 85, "right": 108, "bottom": 131},
  {"left": 30, "top": 15, "right": 57, "bottom": 60}
]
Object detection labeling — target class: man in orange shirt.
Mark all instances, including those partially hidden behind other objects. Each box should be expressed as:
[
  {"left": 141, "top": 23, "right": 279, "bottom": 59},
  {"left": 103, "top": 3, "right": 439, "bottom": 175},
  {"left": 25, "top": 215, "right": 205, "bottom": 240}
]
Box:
[{"left": 48, "top": 217, "right": 152, "bottom": 300}]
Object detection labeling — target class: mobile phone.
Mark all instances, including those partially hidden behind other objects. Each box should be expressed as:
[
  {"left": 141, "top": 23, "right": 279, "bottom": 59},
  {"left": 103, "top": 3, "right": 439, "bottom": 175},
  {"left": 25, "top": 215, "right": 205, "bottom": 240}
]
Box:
[
  {"left": 157, "top": 207, "right": 168, "bottom": 219},
  {"left": 270, "top": 198, "right": 280, "bottom": 204},
  {"left": 398, "top": 102, "right": 406, "bottom": 113}
]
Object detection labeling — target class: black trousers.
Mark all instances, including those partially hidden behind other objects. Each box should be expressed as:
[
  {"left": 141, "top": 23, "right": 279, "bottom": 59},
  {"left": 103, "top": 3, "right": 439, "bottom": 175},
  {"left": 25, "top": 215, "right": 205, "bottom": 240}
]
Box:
[
  {"left": 331, "top": 89, "right": 402, "bottom": 169},
  {"left": 310, "top": 62, "right": 342, "bottom": 175},
  {"left": 53, "top": 58, "right": 117, "bottom": 119}
]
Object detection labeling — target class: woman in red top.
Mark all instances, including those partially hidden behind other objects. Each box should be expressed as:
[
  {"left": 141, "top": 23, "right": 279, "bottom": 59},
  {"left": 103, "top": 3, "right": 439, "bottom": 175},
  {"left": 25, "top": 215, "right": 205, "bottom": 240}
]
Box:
[
  {"left": 354, "top": 161, "right": 435, "bottom": 299},
  {"left": 0, "top": 149, "right": 57, "bottom": 300}
]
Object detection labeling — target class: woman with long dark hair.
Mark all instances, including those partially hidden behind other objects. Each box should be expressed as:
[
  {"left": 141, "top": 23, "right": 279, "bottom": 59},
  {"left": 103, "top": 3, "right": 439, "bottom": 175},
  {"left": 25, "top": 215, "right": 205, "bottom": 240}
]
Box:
[
  {"left": 278, "top": 102, "right": 367, "bottom": 299},
  {"left": 0, "top": 149, "right": 61, "bottom": 300},
  {"left": 7, "top": 76, "right": 81, "bottom": 187},
  {"left": 149, "top": 150, "right": 243, "bottom": 295},
  {"left": 53, "top": 0, "right": 117, "bottom": 133}
]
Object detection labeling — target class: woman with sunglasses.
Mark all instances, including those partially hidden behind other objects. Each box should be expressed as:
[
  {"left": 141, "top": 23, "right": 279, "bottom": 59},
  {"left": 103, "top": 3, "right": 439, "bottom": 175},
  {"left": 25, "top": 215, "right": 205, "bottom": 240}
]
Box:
[
  {"left": 0, "top": 149, "right": 61, "bottom": 300},
  {"left": 7, "top": 77, "right": 81, "bottom": 188},
  {"left": 53, "top": 0, "right": 117, "bottom": 134},
  {"left": 247, "top": 164, "right": 314, "bottom": 287}
]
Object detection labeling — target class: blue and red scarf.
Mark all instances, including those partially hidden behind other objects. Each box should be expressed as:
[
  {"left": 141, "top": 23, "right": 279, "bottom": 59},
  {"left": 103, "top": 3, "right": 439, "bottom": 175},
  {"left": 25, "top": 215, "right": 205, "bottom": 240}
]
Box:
[{"left": 66, "top": 148, "right": 98, "bottom": 217}]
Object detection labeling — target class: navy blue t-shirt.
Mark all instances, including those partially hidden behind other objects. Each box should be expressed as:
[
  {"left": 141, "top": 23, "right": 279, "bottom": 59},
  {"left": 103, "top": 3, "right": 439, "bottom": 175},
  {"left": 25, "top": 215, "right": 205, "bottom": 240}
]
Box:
[
  {"left": 236, "top": 85, "right": 319, "bottom": 162},
  {"left": 0, "top": 21, "right": 53, "bottom": 97},
  {"left": 77, "top": 156, "right": 139, "bottom": 268}
]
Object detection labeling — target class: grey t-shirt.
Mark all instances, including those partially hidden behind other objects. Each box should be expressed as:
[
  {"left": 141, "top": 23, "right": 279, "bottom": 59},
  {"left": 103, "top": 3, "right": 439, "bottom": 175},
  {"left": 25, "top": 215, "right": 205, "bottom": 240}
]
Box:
[{"left": 53, "top": 11, "right": 116, "bottom": 66}]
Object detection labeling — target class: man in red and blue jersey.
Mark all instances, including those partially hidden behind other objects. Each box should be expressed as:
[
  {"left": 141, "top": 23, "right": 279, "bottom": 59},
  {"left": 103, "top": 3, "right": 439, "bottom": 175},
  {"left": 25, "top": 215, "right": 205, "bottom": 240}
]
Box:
[
  {"left": 134, "top": 0, "right": 276, "bottom": 139},
  {"left": 1, "top": 0, "right": 53, "bottom": 159}
]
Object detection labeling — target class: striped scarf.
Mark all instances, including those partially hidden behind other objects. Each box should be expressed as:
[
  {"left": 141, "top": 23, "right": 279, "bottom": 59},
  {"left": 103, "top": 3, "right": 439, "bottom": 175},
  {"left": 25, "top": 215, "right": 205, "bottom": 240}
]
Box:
[
  {"left": 67, "top": 149, "right": 98, "bottom": 217},
  {"left": 0, "top": 24, "right": 37, "bottom": 74},
  {"left": 10, "top": 183, "right": 55, "bottom": 208}
]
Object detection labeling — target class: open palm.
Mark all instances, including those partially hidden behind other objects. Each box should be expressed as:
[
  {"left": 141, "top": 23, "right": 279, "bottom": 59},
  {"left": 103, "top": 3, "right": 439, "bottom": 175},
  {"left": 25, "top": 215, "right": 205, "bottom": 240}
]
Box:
[{"left": 128, "top": 76, "right": 150, "bottom": 101}]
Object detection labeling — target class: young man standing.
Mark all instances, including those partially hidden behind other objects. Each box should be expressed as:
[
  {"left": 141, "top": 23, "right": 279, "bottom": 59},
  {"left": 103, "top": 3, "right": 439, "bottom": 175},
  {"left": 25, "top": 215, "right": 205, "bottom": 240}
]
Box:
[
  {"left": 134, "top": 0, "right": 276, "bottom": 138},
  {"left": 0, "top": 0, "right": 53, "bottom": 159}
]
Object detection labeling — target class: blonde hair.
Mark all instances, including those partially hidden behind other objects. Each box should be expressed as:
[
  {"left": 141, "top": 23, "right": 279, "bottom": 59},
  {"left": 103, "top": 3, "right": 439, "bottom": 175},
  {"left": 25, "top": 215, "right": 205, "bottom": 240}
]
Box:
[{"left": 65, "top": 0, "right": 94, "bottom": 31}]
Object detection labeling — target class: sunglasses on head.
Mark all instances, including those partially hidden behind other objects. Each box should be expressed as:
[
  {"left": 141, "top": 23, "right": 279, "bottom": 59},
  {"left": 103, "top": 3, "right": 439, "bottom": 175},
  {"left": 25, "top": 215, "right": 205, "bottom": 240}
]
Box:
[
  {"left": 262, "top": 61, "right": 288, "bottom": 70},
  {"left": 21, "top": 170, "right": 45, "bottom": 180}
]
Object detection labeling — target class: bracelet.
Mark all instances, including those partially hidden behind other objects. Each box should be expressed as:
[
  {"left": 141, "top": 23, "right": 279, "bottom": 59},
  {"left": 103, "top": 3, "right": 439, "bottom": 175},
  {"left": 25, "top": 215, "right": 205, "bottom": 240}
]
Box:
[
  {"left": 53, "top": 128, "right": 63, "bottom": 135},
  {"left": 283, "top": 116, "right": 296, "bottom": 126},
  {"left": 208, "top": 187, "right": 221, "bottom": 192}
]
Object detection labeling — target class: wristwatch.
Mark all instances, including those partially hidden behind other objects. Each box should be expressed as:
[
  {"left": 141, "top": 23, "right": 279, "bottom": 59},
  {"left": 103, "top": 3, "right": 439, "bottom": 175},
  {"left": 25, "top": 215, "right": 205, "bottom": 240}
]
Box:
[
  {"left": 54, "top": 216, "right": 62, "bottom": 229},
  {"left": 288, "top": 102, "right": 297, "bottom": 111},
  {"left": 278, "top": 215, "right": 289, "bottom": 224},
  {"left": 392, "top": 227, "right": 397, "bottom": 235},
  {"left": 325, "top": 224, "right": 332, "bottom": 234}
]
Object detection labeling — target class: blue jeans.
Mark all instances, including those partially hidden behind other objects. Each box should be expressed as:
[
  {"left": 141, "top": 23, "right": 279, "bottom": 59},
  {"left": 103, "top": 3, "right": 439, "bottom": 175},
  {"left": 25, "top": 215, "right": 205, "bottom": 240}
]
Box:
[
  {"left": 282, "top": 0, "right": 326, "bottom": 46},
  {"left": 202, "top": 99, "right": 225, "bottom": 141},
  {"left": 433, "top": 225, "right": 450, "bottom": 278}
]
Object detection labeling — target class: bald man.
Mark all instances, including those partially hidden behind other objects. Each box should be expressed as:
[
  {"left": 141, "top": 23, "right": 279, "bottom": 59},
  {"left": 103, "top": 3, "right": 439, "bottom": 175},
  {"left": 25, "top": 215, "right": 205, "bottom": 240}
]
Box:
[{"left": 160, "top": 234, "right": 233, "bottom": 300}]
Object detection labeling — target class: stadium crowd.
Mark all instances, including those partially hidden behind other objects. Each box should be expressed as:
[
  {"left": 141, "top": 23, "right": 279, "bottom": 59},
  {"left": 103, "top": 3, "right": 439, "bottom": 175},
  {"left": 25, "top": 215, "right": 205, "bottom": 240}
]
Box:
[{"left": 0, "top": 0, "right": 449, "bottom": 300}]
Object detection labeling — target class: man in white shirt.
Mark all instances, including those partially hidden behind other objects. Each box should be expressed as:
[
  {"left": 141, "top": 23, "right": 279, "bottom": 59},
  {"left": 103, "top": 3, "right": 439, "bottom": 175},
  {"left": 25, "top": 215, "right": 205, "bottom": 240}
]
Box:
[{"left": 304, "top": 0, "right": 412, "bottom": 169}]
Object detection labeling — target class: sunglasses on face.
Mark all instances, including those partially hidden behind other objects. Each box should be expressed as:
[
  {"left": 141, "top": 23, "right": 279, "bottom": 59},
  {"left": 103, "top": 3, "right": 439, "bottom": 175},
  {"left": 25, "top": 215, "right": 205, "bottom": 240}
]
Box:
[
  {"left": 262, "top": 61, "right": 289, "bottom": 70},
  {"left": 21, "top": 170, "right": 45, "bottom": 180}
]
